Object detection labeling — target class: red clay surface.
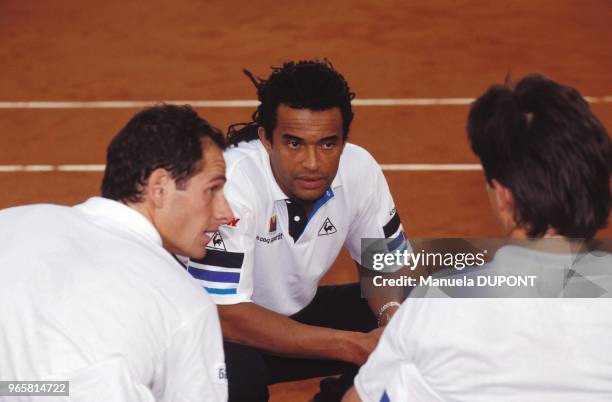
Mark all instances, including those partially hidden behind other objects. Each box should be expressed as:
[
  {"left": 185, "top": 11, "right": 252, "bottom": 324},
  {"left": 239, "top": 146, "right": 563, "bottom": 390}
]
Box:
[{"left": 1, "top": 1, "right": 611, "bottom": 400}]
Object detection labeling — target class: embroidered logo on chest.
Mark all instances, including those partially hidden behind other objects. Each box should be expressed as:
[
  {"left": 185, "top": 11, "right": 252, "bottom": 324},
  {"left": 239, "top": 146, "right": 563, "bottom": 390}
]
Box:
[
  {"left": 318, "top": 217, "right": 337, "bottom": 236},
  {"left": 206, "top": 232, "right": 226, "bottom": 251}
]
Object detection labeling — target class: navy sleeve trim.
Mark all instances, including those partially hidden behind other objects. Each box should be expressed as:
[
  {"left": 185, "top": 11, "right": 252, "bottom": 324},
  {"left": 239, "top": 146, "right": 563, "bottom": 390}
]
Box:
[
  {"left": 383, "top": 211, "right": 401, "bottom": 238},
  {"left": 191, "top": 249, "right": 245, "bottom": 269}
]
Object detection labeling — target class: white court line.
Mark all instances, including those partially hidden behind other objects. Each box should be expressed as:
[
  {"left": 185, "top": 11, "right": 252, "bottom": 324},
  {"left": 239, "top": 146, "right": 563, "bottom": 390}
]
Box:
[
  {"left": 0, "top": 96, "right": 610, "bottom": 109},
  {"left": 381, "top": 164, "right": 481, "bottom": 171},
  {"left": 0, "top": 164, "right": 481, "bottom": 173},
  {"left": 58, "top": 164, "right": 106, "bottom": 171}
]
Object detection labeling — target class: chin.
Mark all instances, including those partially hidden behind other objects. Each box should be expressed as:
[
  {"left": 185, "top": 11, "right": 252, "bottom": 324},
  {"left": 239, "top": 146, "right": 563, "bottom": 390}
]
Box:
[
  {"left": 190, "top": 248, "right": 207, "bottom": 260},
  {"left": 294, "top": 188, "right": 327, "bottom": 202},
  {"left": 174, "top": 244, "right": 205, "bottom": 260}
]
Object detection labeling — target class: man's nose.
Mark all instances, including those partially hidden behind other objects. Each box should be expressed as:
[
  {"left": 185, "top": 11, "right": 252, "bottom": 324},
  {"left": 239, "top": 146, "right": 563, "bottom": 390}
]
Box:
[
  {"left": 302, "top": 146, "right": 320, "bottom": 171},
  {"left": 210, "top": 192, "right": 234, "bottom": 230}
]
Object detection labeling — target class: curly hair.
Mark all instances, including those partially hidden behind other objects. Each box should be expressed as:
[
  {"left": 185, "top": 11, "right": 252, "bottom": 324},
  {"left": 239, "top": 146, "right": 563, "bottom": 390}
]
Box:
[{"left": 228, "top": 59, "right": 355, "bottom": 146}]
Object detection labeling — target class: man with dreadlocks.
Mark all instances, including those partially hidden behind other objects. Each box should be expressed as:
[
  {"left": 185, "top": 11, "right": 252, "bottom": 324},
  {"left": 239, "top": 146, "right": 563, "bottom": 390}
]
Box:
[{"left": 187, "top": 60, "right": 408, "bottom": 402}]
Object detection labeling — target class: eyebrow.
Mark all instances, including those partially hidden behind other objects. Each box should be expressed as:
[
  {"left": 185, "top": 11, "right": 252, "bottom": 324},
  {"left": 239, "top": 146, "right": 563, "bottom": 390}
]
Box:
[
  {"left": 281, "top": 134, "right": 340, "bottom": 142},
  {"left": 210, "top": 175, "right": 227, "bottom": 183},
  {"left": 281, "top": 134, "right": 304, "bottom": 142}
]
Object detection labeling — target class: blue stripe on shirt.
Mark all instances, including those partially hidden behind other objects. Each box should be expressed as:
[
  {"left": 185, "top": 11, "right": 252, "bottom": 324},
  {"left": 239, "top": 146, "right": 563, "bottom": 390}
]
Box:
[
  {"left": 380, "top": 390, "right": 391, "bottom": 402},
  {"left": 387, "top": 231, "right": 405, "bottom": 251},
  {"left": 204, "top": 287, "right": 238, "bottom": 295},
  {"left": 308, "top": 187, "right": 335, "bottom": 222},
  {"left": 190, "top": 267, "right": 240, "bottom": 283}
]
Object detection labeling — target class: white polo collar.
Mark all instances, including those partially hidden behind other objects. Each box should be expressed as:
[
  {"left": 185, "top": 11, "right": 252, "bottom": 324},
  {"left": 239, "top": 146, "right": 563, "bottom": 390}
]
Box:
[{"left": 74, "top": 197, "right": 162, "bottom": 246}]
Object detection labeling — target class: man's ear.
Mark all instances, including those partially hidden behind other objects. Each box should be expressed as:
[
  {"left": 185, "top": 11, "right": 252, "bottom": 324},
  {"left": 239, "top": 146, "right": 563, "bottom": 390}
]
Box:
[
  {"left": 144, "top": 168, "right": 173, "bottom": 208},
  {"left": 258, "top": 126, "right": 272, "bottom": 154},
  {"left": 490, "top": 179, "right": 516, "bottom": 230},
  {"left": 491, "top": 179, "right": 513, "bottom": 212}
]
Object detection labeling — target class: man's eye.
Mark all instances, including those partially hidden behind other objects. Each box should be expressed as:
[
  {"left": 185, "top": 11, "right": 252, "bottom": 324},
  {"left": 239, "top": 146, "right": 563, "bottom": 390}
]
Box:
[
  {"left": 206, "top": 184, "right": 222, "bottom": 195},
  {"left": 322, "top": 142, "right": 336, "bottom": 150},
  {"left": 287, "top": 140, "right": 301, "bottom": 149}
]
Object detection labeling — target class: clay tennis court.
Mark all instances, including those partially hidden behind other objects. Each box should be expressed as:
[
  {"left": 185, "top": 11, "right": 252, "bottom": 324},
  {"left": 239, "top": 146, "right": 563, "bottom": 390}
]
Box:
[{"left": 1, "top": 0, "right": 611, "bottom": 400}]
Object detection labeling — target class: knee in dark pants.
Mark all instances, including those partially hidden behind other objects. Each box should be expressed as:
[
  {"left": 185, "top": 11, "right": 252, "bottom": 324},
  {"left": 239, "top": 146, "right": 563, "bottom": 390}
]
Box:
[
  {"left": 224, "top": 342, "right": 270, "bottom": 402},
  {"left": 313, "top": 366, "right": 359, "bottom": 402}
]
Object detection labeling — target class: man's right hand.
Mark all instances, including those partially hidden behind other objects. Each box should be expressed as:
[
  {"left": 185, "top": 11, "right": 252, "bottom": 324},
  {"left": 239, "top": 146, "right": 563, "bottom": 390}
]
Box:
[
  {"left": 337, "top": 327, "right": 384, "bottom": 365},
  {"left": 218, "top": 302, "right": 383, "bottom": 364}
]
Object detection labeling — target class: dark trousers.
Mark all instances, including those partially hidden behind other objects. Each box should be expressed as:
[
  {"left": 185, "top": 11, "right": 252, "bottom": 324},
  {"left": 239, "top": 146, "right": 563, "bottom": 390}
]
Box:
[{"left": 224, "top": 283, "right": 377, "bottom": 402}]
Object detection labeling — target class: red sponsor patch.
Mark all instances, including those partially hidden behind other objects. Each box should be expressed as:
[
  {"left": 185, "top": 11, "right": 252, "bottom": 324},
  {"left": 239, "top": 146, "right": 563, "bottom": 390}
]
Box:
[
  {"left": 225, "top": 218, "right": 240, "bottom": 228},
  {"left": 269, "top": 215, "right": 277, "bottom": 233}
]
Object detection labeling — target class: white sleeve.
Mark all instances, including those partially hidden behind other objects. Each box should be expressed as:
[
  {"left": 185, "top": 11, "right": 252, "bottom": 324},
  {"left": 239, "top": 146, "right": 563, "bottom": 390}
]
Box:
[
  {"left": 154, "top": 303, "right": 228, "bottom": 402},
  {"left": 354, "top": 300, "right": 410, "bottom": 402},
  {"left": 344, "top": 160, "right": 408, "bottom": 266},
  {"left": 187, "top": 173, "right": 257, "bottom": 305},
  {"left": 354, "top": 299, "right": 443, "bottom": 402}
]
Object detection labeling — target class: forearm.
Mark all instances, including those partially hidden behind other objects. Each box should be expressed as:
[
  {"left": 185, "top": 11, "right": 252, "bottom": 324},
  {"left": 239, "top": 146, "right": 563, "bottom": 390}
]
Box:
[
  {"left": 367, "top": 296, "right": 401, "bottom": 327},
  {"left": 358, "top": 263, "right": 404, "bottom": 326},
  {"left": 218, "top": 302, "right": 371, "bottom": 363}
]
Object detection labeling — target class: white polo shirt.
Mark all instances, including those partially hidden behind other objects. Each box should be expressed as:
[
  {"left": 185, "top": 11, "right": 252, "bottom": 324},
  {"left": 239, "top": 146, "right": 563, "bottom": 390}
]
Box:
[
  {"left": 188, "top": 140, "right": 407, "bottom": 316},
  {"left": 0, "top": 197, "right": 227, "bottom": 402},
  {"left": 354, "top": 246, "right": 612, "bottom": 402}
]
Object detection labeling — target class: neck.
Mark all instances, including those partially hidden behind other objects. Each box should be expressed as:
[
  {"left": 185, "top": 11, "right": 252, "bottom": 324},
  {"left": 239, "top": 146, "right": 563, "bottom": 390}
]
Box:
[
  {"left": 508, "top": 227, "right": 561, "bottom": 239},
  {"left": 124, "top": 200, "right": 155, "bottom": 225},
  {"left": 508, "top": 227, "right": 583, "bottom": 254},
  {"left": 294, "top": 198, "right": 315, "bottom": 218}
]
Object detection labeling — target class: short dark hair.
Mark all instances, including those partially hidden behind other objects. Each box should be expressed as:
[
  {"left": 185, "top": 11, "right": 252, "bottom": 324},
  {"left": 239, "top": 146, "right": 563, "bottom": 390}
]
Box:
[
  {"left": 228, "top": 60, "right": 355, "bottom": 145},
  {"left": 101, "top": 104, "right": 225, "bottom": 203},
  {"left": 467, "top": 74, "right": 611, "bottom": 239}
]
